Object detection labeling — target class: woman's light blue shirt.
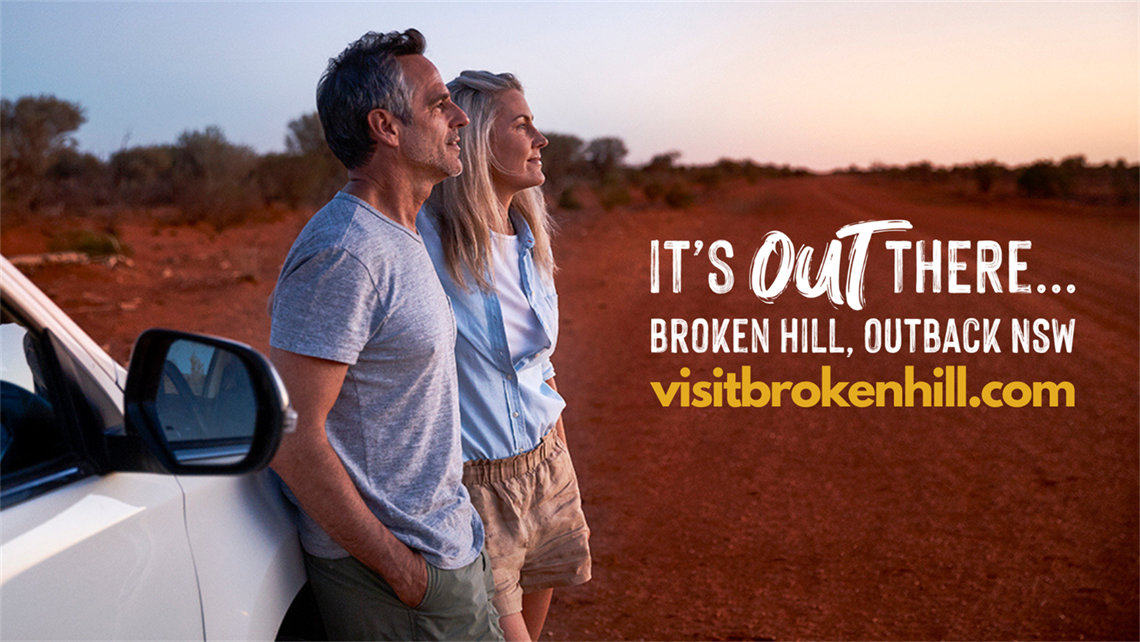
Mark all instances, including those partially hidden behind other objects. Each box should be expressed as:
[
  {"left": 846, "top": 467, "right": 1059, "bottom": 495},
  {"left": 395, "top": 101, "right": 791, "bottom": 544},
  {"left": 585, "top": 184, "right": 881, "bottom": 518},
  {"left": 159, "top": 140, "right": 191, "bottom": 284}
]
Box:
[{"left": 418, "top": 209, "right": 566, "bottom": 461}]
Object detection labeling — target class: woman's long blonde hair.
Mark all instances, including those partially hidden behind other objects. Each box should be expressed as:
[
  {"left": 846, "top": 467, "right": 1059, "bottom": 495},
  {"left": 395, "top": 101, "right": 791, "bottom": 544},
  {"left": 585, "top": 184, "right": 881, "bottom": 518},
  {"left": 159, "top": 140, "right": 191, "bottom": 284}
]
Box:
[{"left": 425, "top": 71, "right": 556, "bottom": 292}]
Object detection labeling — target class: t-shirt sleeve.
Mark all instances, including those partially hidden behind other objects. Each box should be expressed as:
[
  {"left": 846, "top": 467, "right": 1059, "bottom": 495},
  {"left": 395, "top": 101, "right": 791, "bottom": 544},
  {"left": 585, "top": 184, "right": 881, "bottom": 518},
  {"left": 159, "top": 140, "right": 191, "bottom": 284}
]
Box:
[{"left": 270, "top": 246, "right": 383, "bottom": 365}]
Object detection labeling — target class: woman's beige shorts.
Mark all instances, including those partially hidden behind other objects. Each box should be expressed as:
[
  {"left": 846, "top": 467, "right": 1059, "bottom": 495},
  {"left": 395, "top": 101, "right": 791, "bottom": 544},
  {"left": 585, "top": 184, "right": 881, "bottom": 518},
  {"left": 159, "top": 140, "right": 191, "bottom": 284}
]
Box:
[{"left": 462, "top": 430, "right": 592, "bottom": 616}]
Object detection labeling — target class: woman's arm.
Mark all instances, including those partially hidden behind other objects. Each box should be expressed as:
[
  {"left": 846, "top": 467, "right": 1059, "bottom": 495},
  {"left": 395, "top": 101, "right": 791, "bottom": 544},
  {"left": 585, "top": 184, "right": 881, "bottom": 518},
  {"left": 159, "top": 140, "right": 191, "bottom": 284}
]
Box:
[{"left": 545, "top": 376, "right": 568, "bottom": 448}]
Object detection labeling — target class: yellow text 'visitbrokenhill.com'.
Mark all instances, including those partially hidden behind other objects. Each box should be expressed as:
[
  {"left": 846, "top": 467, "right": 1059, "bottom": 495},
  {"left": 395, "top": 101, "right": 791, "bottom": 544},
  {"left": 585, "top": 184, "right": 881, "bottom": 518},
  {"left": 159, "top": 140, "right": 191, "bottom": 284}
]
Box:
[{"left": 651, "top": 365, "right": 1075, "bottom": 409}]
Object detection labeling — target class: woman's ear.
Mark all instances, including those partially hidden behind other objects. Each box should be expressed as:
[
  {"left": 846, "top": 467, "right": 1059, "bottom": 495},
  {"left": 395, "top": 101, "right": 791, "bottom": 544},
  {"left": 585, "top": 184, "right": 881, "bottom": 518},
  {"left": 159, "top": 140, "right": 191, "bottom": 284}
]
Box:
[{"left": 368, "top": 109, "right": 401, "bottom": 148}]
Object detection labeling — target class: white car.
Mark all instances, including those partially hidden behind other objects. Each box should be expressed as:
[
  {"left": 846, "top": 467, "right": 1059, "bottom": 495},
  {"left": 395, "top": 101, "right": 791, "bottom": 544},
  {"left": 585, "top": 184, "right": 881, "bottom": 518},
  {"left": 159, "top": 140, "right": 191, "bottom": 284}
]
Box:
[{"left": 0, "top": 256, "right": 316, "bottom": 640}]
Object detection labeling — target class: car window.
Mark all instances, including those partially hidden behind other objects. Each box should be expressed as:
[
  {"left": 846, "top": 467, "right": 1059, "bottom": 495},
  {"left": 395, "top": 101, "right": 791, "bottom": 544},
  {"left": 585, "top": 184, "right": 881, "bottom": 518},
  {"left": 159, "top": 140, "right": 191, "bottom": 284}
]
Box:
[{"left": 0, "top": 310, "right": 74, "bottom": 488}]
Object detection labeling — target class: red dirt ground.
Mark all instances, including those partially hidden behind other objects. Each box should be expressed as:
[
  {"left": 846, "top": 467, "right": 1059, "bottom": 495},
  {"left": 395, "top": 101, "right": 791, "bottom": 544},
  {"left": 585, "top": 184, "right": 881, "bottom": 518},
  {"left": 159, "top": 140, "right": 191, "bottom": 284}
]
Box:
[{"left": 5, "top": 176, "right": 1138, "bottom": 640}]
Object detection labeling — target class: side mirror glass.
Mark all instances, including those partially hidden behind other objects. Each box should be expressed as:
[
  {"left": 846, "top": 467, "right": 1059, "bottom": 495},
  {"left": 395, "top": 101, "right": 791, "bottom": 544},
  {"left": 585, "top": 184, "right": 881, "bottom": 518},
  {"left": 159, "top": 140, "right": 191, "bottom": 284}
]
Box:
[{"left": 125, "top": 329, "right": 292, "bottom": 475}]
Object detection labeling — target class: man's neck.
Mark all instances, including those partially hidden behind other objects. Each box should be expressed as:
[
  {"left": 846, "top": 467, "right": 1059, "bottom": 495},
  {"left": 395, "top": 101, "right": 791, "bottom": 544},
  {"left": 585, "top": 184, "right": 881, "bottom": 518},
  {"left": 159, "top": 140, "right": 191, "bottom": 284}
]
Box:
[{"left": 343, "top": 168, "right": 432, "bottom": 231}]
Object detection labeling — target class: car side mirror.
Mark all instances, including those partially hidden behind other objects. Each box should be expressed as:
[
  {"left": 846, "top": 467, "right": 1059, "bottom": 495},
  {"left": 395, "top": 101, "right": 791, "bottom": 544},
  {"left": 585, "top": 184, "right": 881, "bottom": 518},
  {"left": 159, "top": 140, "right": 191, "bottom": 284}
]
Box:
[{"left": 124, "top": 329, "right": 294, "bottom": 475}]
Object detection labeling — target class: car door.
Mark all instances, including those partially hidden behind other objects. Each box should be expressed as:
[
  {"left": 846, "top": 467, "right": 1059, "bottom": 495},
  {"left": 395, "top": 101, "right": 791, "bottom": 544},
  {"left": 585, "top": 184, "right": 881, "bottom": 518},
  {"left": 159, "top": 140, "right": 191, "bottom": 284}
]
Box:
[
  {"left": 0, "top": 301, "right": 205, "bottom": 640},
  {"left": 136, "top": 334, "right": 306, "bottom": 640}
]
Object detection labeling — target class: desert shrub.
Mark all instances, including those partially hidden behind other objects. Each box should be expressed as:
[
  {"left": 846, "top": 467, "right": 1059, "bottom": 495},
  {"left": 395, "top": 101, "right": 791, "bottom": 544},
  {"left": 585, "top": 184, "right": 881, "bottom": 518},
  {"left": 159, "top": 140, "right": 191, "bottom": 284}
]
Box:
[
  {"left": 1, "top": 95, "right": 86, "bottom": 211},
  {"left": 48, "top": 229, "right": 126, "bottom": 257},
  {"left": 1111, "top": 160, "right": 1139, "bottom": 205},
  {"left": 663, "top": 181, "right": 695, "bottom": 209},
  {"left": 44, "top": 149, "right": 112, "bottom": 206},
  {"left": 644, "top": 151, "right": 680, "bottom": 174},
  {"left": 903, "top": 161, "right": 937, "bottom": 183},
  {"left": 857, "top": 155, "right": 1134, "bottom": 204},
  {"left": 1059, "top": 154, "right": 1086, "bottom": 176},
  {"left": 556, "top": 187, "right": 582, "bottom": 210},
  {"left": 171, "top": 126, "right": 260, "bottom": 229},
  {"left": 634, "top": 151, "right": 682, "bottom": 199},
  {"left": 971, "top": 161, "right": 1003, "bottom": 195},
  {"left": 740, "top": 161, "right": 761, "bottom": 183},
  {"left": 1017, "top": 161, "right": 1070, "bottom": 199},
  {"left": 596, "top": 183, "right": 632, "bottom": 211},
  {"left": 693, "top": 167, "right": 723, "bottom": 191},
  {"left": 265, "top": 112, "right": 344, "bottom": 207},
  {"left": 715, "top": 159, "right": 742, "bottom": 177},
  {"left": 284, "top": 112, "right": 325, "bottom": 157},
  {"left": 584, "top": 137, "right": 628, "bottom": 181},
  {"left": 643, "top": 180, "right": 666, "bottom": 203},
  {"left": 111, "top": 145, "right": 177, "bottom": 204},
  {"left": 256, "top": 152, "right": 336, "bottom": 209},
  {"left": 48, "top": 148, "right": 105, "bottom": 181},
  {"left": 542, "top": 133, "right": 585, "bottom": 192}
]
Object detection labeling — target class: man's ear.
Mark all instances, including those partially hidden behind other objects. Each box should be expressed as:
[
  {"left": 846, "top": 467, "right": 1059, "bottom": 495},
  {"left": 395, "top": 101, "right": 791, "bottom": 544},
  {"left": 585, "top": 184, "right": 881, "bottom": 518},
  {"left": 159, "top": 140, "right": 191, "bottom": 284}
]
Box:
[{"left": 368, "top": 109, "right": 401, "bottom": 148}]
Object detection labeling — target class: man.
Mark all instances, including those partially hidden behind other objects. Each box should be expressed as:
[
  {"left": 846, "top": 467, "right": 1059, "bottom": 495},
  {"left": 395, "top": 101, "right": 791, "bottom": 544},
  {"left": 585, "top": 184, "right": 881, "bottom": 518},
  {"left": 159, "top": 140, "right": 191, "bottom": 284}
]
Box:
[{"left": 268, "top": 29, "right": 502, "bottom": 640}]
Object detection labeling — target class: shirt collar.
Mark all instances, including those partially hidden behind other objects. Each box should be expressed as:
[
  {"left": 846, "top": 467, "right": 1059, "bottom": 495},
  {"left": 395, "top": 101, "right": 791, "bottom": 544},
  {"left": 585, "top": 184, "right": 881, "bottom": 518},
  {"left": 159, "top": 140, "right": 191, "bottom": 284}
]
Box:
[{"left": 508, "top": 210, "right": 536, "bottom": 250}]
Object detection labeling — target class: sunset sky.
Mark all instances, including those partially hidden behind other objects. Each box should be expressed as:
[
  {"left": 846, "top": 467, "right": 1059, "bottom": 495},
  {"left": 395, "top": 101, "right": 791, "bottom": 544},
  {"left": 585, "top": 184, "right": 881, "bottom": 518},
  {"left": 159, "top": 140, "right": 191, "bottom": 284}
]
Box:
[{"left": 2, "top": 1, "right": 1136, "bottom": 171}]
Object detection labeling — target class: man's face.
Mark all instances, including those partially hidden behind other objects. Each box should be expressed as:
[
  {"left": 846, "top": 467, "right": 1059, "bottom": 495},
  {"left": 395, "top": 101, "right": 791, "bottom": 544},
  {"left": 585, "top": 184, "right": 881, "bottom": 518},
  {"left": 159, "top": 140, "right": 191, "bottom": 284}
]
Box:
[{"left": 396, "top": 54, "right": 469, "bottom": 180}]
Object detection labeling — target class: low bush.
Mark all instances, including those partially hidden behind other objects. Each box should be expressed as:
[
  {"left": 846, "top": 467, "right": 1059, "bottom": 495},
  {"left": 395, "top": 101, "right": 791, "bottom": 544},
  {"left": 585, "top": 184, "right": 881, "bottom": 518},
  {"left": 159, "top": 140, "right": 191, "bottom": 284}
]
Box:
[
  {"left": 663, "top": 182, "right": 695, "bottom": 209},
  {"left": 556, "top": 187, "right": 583, "bottom": 210},
  {"left": 48, "top": 229, "right": 127, "bottom": 257},
  {"left": 597, "top": 183, "right": 632, "bottom": 211}
]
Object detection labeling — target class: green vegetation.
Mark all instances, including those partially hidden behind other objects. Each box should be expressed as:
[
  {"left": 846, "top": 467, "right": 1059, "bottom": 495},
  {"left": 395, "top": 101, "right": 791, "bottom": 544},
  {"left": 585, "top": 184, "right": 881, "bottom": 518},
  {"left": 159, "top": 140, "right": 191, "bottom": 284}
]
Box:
[
  {"left": 540, "top": 138, "right": 814, "bottom": 212},
  {"left": 844, "top": 155, "right": 1139, "bottom": 206},
  {"left": 1, "top": 95, "right": 344, "bottom": 229},
  {"left": 556, "top": 187, "right": 582, "bottom": 210},
  {"left": 170, "top": 126, "right": 261, "bottom": 229},
  {"left": 596, "top": 182, "right": 632, "bottom": 211},
  {"left": 663, "top": 182, "right": 695, "bottom": 209},
  {"left": 47, "top": 229, "right": 127, "bottom": 257},
  {"left": 2, "top": 95, "right": 89, "bottom": 212},
  {"left": 3, "top": 93, "right": 1133, "bottom": 230}
]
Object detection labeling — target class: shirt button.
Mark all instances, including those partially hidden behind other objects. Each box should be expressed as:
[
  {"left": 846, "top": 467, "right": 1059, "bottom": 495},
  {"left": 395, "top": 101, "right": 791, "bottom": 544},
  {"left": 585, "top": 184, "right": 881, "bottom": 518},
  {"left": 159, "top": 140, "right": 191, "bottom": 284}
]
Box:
[
  {"left": 506, "top": 374, "right": 513, "bottom": 380},
  {"left": 513, "top": 412, "right": 519, "bottom": 418}
]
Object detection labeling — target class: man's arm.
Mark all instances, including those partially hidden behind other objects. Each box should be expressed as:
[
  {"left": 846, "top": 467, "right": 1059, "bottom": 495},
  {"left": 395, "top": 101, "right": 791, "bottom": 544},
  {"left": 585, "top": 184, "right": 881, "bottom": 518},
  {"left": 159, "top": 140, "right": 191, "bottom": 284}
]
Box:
[{"left": 269, "top": 347, "right": 428, "bottom": 606}]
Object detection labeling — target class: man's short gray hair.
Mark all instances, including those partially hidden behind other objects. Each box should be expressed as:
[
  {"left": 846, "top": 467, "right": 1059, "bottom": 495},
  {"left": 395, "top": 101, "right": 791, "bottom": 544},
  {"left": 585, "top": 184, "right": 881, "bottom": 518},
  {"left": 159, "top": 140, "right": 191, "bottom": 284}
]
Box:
[{"left": 316, "top": 29, "right": 425, "bottom": 169}]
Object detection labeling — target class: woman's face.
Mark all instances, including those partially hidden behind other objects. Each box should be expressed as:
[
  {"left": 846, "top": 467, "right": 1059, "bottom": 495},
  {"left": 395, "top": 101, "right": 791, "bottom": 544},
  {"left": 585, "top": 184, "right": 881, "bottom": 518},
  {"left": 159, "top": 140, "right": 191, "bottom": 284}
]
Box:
[{"left": 489, "top": 89, "right": 548, "bottom": 196}]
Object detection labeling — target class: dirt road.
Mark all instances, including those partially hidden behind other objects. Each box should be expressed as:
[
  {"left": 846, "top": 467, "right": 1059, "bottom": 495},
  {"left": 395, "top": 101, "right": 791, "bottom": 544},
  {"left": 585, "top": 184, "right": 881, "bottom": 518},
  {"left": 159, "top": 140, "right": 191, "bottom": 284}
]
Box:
[
  {"left": 7, "top": 176, "right": 1138, "bottom": 640},
  {"left": 545, "top": 176, "right": 1138, "bottom": 640}
]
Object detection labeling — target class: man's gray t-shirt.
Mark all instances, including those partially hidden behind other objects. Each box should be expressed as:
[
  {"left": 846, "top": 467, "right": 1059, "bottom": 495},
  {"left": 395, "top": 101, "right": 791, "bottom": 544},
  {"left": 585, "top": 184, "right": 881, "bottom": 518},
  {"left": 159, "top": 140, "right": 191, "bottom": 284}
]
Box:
[{"left": 270, "top": 192, "right": 482, "bottom": 570}]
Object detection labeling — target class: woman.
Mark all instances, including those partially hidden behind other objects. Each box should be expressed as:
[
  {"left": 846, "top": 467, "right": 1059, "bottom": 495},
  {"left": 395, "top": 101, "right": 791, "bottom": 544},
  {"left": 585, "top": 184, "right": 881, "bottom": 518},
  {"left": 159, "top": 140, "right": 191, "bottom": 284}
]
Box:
[{"left": 417, "top": 71, "right": 591, "bottom": 642}]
